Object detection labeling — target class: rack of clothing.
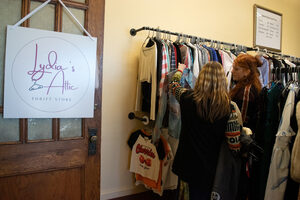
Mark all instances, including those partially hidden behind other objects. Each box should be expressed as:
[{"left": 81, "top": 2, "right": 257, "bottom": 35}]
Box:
[
  {"left": 128, "top": 26, "right": 300, "bottom": 199},
  {"left": 130, "top": 26, "right": 300, "bottom": 62}
]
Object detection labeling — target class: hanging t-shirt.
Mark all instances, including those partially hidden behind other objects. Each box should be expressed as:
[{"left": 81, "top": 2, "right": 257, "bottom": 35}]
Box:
[
  {"left": 135, "top": 41, "right": 157, "bottom": 120},
  {"left": 130, "top": 135, "right": 160, "bottom": 182}
]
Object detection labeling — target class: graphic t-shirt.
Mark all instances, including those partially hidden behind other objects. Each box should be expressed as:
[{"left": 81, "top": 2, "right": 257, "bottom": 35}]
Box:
[{"left": 130, "top": 135, "right": 160, "bottom": 181}]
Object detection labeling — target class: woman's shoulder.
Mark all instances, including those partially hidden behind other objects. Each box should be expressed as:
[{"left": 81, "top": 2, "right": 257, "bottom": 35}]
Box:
[{"left": 180, "top": 89, "right": 193, "bottom": 100}]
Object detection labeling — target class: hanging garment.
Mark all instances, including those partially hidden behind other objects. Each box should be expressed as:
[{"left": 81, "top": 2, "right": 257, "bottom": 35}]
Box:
[
  {"left": 264, "top": 85, "right": 298, "bottom": 200},
  {"left": 284, "top": 59, "right": 297, "bottom": 81},
  {"left": 160, "top": 129, "right": 179, "bottom": 190},
  {"left": 215, "top": 50, "right": 223, "bottom": 65},
  {"left": 168, "top": 70, "right": 182, "bottom": 139},
  {"left": 154, "top": 37, "right": 163, "bottom": 90},
  {"left": 187, "top": 43, "right": 200, "bottom": 79},
  {"left": 153, "top": 72, "right": 169, "bottom": 143},
  {"left": 195, "top": 44, "right": 203, "bottom": 70},
  {"left": 169, "top": 43, "right": 177, "bottom": 71},
  {"left": 135, "top": 42, "right": 157, "bottom": 120},
  {"left": 136, "top": 134, "right": 173, "bottom": 196},
  {"left": 130, "top": 134, "right": 160, "bottom": 182},
  {"left": 203, "top": 45, "right": 218, "bottom": 61},
  {"left": 179, "top": 44, "right": 191, "bottom": 67},
  {"left": 291, "top": 101, "right": 300, "bottom": 183},
  {"left": 151, "top": 132, "right": 176, "bottom": 195},
  {"left": 173, "top": 42, "right": 182, "bottom": 64},
  {"left": 258, "top": 56, "right": 270, "bottom": 88},
  {"left": 256, "top": 83, "right": 284, "bottom": 200},
  {"left": 158, "top": 41, "right": 170, "bottom": 96},
  {"left": 197, "top": 44, "right": 209, "bottom": 68},
  {"left": 219, "top": 50, "right": 235, "bottom": 91}
]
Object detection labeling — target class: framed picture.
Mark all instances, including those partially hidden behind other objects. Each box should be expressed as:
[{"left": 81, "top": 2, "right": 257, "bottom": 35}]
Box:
[{"left": 253, "top": 4, "right": 282, "bottom": 52}]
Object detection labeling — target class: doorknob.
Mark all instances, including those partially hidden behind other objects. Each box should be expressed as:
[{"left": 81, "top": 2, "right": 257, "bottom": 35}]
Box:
[
  {"left": 90, "top": 135, "right": 97, "bottom": 143},
  {"left": 88, "top": 128, "right": 97, "bottom": 155}
]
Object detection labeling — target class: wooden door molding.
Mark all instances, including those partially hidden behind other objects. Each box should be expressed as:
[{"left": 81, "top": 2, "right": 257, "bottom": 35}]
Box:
[
  {"left": 84, "top": 0, "right": 105, "bottom": 198},
  {"left": 0, "top": 0, "right": 105, "bottom": 199}
]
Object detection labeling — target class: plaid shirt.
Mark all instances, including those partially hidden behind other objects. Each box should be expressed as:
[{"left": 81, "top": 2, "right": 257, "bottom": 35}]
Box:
[{"left": 159, "top": 42, "right": 169, "bottom": 96}]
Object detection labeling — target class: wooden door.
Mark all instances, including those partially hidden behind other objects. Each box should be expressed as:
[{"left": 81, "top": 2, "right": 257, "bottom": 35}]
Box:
[{"left": 0, "top": 0, "right": 104, "bottom": 199}]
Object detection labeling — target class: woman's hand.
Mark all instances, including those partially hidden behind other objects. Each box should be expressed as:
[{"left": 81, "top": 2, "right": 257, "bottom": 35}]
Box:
[{"left": 178, "top": 63, "right": 186, "bottom": 73}]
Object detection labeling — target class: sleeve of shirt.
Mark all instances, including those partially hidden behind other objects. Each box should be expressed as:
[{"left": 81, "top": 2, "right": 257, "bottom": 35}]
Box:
[
  {"left": 169, "top": 71, "right": 187, "bottom": 102},
  {"left": 127, "top": 131, "right": 140, "bottom": 149}
]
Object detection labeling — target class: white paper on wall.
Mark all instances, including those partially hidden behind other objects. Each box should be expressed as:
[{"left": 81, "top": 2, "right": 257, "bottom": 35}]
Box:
[
  {"left": 255, "top": 7, "right": 281, "bottom": 50},
  {"left": 4, "top": 25, "right": 97, "bottom": 118}
]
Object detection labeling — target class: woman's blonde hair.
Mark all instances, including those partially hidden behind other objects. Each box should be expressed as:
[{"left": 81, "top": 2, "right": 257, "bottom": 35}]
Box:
[{"left": 193, "top": 61, "right": 230, "bottom": 122}]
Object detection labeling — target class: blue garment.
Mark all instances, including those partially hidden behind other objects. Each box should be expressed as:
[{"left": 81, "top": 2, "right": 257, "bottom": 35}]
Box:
[
  {"left": 168, "top": 94, "right": 181, "bottom": 139},
  {"left": 168, "top": 70, "right": 182, "bottom": 139},
  {"left": 258, "top": 56, "right": 270, "bottom": 88},
  {"left": 203, "top": 45, "right": 218, "bottom": 61},
  {"left": 180, "top": 68, "right": 194, "bottom": 89},
  {"left": 153, "top": 71, "right": 182, "bottom": 142},
  {"left": 209, "top": 47, "right": 218, "bottom": 61}
]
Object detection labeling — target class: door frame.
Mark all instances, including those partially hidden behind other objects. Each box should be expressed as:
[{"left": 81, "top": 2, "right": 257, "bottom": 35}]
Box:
[{"left": 0, "top": 0, "right": 105, "bottom": 199}]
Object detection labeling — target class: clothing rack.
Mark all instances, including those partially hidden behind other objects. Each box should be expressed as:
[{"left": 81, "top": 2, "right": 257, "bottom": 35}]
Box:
[
  {"left": 271, "top": 66, "right": 300, "bottom": 74},
  {"left": 130, "top": 26, "right": 300, "bottom": 62}
]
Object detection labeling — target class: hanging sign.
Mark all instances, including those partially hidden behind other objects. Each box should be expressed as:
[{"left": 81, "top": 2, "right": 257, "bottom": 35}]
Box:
[
  {"left": 4, "top": 25, "right": 97, "bottom": 118},
  {"left": 253, "top": 4, "right": 282, "bottom": 52}
]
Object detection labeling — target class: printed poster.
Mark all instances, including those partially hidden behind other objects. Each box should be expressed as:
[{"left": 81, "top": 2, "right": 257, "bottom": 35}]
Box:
[{"left": 4, "top": 25, "right": 97, "bottom": 118}]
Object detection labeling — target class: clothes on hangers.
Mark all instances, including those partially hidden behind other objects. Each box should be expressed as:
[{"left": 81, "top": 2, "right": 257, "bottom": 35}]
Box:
[
  {"left": 127, "top": 129, "right": 175, "bottom": 196},
  {"left": 258, "top": 56, "right": 270, "bottom": 88},
  {"left": 132, "top": 30, "right": 300, "bottom": 199},
  {"left": 265, "top": 84, "right": 299, "bottom": 200},
  {"left": 291, "top": 102, "right": 300, "bottom": 183},
  {"left": 135, "top": 41, "right": 157, "bottom": 120}
]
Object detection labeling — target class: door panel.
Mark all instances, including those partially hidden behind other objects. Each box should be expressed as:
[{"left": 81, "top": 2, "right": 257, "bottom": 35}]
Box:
[
  {"left": 60, "top": 118, "right": 82, "bottom": 138},
  {"left": 0, "top": 168, "right": 82, "bottom": 200},
  {"left": 0, "top": 0, "right": 104, "bottom": 199},
  {"left": 30, "top": 1, "right": 55, "bottom": 31},
  {"left": 27, "top": 118, "right": 52, "bottom": 140},
  {"left": 62, "top": 7, "right": 85, "bottom": 35},
  {"left": 0, "top": 115, "right": 19, "bottom": 142},
  {"left": 0, "top": 139, "right": 85, "bottom": 177}
]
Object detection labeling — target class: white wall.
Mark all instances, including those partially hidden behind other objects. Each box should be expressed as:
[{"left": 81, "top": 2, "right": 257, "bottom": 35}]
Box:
[{"left": 101, "top": 0, "right": 300, "bottom": 199}]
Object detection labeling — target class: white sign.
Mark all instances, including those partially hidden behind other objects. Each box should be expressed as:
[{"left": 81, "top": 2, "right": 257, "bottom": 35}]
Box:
[
  {"left": 254, "top": 5, "right": 282, "bottom": 51},
  {"left": 4, "top": 25, "right": 97, "bottom": 118}
]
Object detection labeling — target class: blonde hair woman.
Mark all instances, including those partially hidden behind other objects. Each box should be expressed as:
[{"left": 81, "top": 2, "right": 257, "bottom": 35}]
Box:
[{"left": 170, "top": 62, "right": 240, "bottom": 200}]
